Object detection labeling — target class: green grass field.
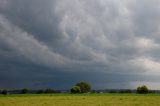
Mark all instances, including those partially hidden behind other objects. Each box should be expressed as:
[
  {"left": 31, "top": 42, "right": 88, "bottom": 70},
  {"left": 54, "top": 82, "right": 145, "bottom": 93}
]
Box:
[{"left": 0, "top": 94, "right": 160, "bottom": 106}]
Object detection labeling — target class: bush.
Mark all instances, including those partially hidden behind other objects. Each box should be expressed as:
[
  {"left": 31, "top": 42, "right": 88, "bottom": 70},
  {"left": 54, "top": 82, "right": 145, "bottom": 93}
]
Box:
[
  {"left": 109, "top": 90, "right": 117, "bottom": 93},
  {"left": 21, "top": 88, "right": 28, "bottom": 94},
  {"left": 2, "top": 90, "right": 7, "bottom": 95},
  {"left": 137, "top": 85, "right": 149, "bottom": 94},
  {"left": 120, "top": 89, "right": 132, "bottom": 93},
  {"left": 70, "top": 86, "right": 81, "bottom": 93},
  {"left": 44, "top": 89, "right": 56, "bottom": 94},
  {"left": 91, "top": 90, "right": 97, "bottom": 93},
  {"left": 37, "top": 90, "right": 44, "bottom": 94}
]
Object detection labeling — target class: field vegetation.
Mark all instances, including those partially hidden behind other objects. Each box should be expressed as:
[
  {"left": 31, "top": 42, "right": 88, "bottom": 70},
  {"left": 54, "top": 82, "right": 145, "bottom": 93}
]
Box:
[{"left": 0, "top": 93, "right": 160, "bottom": 106}]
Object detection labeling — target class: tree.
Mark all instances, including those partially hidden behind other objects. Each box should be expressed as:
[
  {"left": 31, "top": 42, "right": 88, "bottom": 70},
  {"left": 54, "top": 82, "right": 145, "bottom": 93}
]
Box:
[
  {"left": 70, "top": 86, "right": 81, "bottom": 93},
  {"left": 44, "top": 89, "right": 56, "bottom": 94},
  {"left": 21, "top": 88, "right": 28, "bottom": 94},
  {"left": 75, "top": 81, "right": 91, "bottom": 93},
  {"left": 137, "top": 85, "right": 149, "bottom": 94},
  {"left": 109, "top": 90, "right": 117, "bottom": 93},
  {"left": 37, "top": 90, "right": 44, "bottom": 94},
  {"left": 2, "top": 90, "right": 7, "bottom": 95},
  {"left": 120, "top": 89, "right": 132, "bottom": 93}
]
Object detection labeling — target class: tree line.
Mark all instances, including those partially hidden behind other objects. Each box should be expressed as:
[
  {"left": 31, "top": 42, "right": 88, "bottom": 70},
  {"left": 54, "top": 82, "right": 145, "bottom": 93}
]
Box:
[
  {"left": 0, "top": 82, "right": 151, "bottom": 95},
  {"left": 70, "top": 82, "right": 150, "bottom": 94}
]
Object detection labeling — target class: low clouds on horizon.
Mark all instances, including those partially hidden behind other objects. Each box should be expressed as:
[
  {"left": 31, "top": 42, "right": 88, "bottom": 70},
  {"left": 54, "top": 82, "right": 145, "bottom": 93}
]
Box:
[{"left": 1, "top": 0, "right": 160, "bottom": 89}]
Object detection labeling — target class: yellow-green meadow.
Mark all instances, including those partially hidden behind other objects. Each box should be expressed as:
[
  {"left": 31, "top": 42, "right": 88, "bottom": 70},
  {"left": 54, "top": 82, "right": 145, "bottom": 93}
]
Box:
[{"left": 0, "top": 94, "right": 160, "bottom": 106}]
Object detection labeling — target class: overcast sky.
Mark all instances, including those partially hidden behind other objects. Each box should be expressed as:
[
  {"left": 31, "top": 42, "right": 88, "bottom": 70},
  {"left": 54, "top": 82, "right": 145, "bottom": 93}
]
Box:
[{"left": 1, "top": 0, "right": 160, "bottom": 90}]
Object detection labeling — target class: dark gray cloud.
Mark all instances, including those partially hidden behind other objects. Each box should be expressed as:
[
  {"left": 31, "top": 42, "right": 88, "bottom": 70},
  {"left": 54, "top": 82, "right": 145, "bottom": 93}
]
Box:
[{"left": 1, "top": 0, "right": 160, "bottom": 90}]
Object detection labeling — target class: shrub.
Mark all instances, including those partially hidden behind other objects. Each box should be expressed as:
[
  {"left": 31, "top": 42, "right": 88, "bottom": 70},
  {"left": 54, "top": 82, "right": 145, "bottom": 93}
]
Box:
[
  {"left": 37, "top": 90, "right": 44, "bottom": 94},
  {"left": 2, "top": 90, "right": 7, "bottom": 95},
  {"left": 21, "top": 88, "right": 28, "bottom": 94},
  {"left": 70, "top": 86, "right": 81, "bottom": 93},
  {"left": 120, "top": 89, "right": 132, "bottom": 93},
  {"left": 44, "top": 89, "right": 56, "bottom": 94},
  {"left": 109, "top": 90, "right": 117, "bottom": 93}
]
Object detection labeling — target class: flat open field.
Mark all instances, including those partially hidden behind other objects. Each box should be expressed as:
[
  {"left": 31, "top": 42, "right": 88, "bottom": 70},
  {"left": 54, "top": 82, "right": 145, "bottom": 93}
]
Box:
[{"left": 0, "top": 94, "right": 160, "bottom": 106}]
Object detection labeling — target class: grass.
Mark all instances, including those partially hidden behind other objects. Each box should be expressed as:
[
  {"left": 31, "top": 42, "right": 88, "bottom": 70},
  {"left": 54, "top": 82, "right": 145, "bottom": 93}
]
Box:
[{"left": 0, "top": 93, "right": 160, "bottom": 106}]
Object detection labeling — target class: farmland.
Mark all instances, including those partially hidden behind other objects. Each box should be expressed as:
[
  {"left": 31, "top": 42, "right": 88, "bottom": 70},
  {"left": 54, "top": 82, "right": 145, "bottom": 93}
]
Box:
[{"left": 0, "top": 94, "right": 160, "bottom": 106}]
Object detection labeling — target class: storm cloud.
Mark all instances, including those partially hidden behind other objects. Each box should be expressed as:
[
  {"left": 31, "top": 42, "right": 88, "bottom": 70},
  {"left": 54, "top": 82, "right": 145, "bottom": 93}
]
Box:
[{"left": 1, "top": 0, "right": 160, "bottom": 89}]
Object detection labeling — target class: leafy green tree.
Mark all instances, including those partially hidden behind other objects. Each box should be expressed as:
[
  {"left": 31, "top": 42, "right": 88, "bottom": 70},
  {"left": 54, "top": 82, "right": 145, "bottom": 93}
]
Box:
[
  {"left": 21, "top": 88, "right": 28, "bottom": 94},
  {"left": 70, "top": 86, "right": 81, "bottom": 93},
  {"left": 76, "top": 81, "right": 91, "bottom": 93},
  {"left": 2, "top": 90, "right": 7, "bottom": 95},
  {"left": 137, "top": 85, "right": 149, "bottom": 94}
]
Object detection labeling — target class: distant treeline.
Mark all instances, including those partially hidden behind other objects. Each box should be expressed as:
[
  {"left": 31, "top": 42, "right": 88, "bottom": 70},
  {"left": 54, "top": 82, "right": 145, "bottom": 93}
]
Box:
[
  {"left": 1, "top": 89, "right": 160, "bottom": 95},
  {"left": 0, "top": 88, "right": 62, "bottom": 95},
  {"left": 0, "top": 82, "right": 158, "bottom": 95}
]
